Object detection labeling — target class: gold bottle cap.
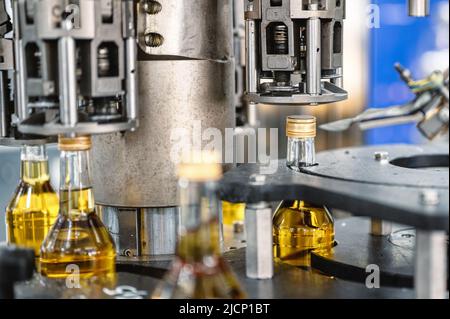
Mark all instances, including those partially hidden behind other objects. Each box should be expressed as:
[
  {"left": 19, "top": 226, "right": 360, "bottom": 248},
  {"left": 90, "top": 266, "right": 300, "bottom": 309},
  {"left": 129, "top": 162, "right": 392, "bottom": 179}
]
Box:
[
  {"left": 286, "top": 115, "right": 317, "bottom": 138},
  {"left": 177, "top": 151, "right": 223, "bottom": 182},
  {"left": 58, "top": 136, "right": 92, "bottom": 151}
]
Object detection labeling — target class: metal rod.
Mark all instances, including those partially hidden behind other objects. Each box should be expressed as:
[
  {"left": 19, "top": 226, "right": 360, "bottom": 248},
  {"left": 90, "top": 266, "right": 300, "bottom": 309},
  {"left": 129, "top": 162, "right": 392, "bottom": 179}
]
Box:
[
  {"left": 306, "top": 17, "right": 322, "bottom": 95},
  {"left": 415, "top": 230, "right": 448, "bottom": 299},
  {"left": 408, "top": 0, "right": 430, "bottom": 17},
  {"left": 12, "top": 0, "right": 27, "bottom": 121},
  {"left": 245, "top": 5, "right": 258, "bottom": 93},
  {"left": 331, "top": 67, "right": 343, "bottom": 88},
  {"left": 124, "top": 0, "right": 138, "bottom": 126},
  {"left": 245, "top": 202, "right": 273, "bottom": 279},
  {"left": 125, "top": 37, "right": 138, "bottom": 124},
  {"left": 58, "top": 21, "right": 78, "bottom": 128},
  {"left": 0, "top": 72, "right": 8, "bottom": 137},
  {"left": 370, "top": 218, "right": 393, "bottom": 236}
]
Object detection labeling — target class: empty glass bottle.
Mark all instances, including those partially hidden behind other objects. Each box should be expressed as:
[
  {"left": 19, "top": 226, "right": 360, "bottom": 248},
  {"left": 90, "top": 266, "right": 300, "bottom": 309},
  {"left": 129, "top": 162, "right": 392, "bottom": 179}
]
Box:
[
  {"left": 152, "top": 152, "right": 246, "bottom": 299},
  {"left": 40, "top": 136, "right": 116, "bottom": 279},
  {"left": 6, "top": 144, "right": 59, "bottom": 256},
  {"left": 273, "top": 116, "right": 335, "bottom": 267}
]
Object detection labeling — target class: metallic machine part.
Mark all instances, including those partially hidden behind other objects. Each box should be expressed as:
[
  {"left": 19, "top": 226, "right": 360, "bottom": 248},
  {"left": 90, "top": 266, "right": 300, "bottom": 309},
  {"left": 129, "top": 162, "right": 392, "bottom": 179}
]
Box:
[
  {"left": 408, "top": 0, "right": 430, "bottom": 17},
  {"left": 99, "top": 206, "right": 180, "bottom": 257},
  {"left": 371, "top": 218, "right": 393, "bottom": 237},
  {"left": 1, "top": 0, "right": 52, "bottom": 145},
  {"left": 220, "top": 144, "right": 449, "bottom": 231},
  {"left": 415, "top": 230, "right": 447, "bottom": 299},
  {"left": 244, "top": 0, "right": 348, "bottom": 105},
  {"left": 321, "top": 65, "right": 449, "bottom": 141},
  {"left": 245, "top": 202, "right": 274, "bottom": 279},
  {"left": 13, "top": 0, "right": 138, "bottom": 136},
  {"left": 93, "top": 1, "right": 234, "bottom": 258},
  {"left": 92, "top": 59, "right": 235, "bottom": 208},
  {"left": 137, "top": 0, "right": 233, "bottom": 60}
]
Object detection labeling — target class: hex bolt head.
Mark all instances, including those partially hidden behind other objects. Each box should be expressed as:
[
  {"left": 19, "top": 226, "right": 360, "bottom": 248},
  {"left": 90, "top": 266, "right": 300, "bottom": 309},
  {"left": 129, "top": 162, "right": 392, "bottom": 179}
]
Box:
[
  {"left": 420, "top": 190, "right": 440, "bottom": 206},
  {"left": 233, "top": 221, "right": 245, "bottom": 234},
  {"left": 249, "top": 174, "right": 266, "bottom": 185},
  {"left": 374, "top": 151, "right": 390, "bottom": 162}
]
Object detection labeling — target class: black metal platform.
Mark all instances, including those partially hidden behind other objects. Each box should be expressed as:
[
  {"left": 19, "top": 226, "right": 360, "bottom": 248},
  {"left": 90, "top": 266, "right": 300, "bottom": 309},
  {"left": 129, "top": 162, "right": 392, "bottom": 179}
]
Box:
[
  {"left": 219, "top": 144, "right": 449, "bottom": 231},
  {"left": 312, "top": 217, "right": 449, "bottom": 288}
]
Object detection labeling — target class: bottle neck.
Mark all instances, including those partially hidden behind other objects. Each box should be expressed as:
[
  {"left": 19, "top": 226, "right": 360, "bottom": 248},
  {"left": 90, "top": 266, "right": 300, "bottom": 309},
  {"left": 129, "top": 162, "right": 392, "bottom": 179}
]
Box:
[
  {"left": 287, "top": 136, "right": 316, "bottom": 170},
  {"left": 20, "top": 144, "right": 50, "bottom": 184},
  {"left": 177, "top": 179, "right": 221, "bottom": 263},
  {"left": 59, "top": 149, "right": 95, "bottom": 217}
]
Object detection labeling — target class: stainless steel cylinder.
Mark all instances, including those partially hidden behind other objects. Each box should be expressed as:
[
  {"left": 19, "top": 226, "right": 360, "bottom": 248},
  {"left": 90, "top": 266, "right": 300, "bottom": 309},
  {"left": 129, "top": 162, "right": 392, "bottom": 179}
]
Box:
[
  {"left": 408, "top": 0, "right": 430, "bottom": 17},
  {"left": 245, "top": 6, "right": 258, "bottom": 94},
  {"left": 0, "top": 72, "right": 7, "bottom": 137},
  {"left": 99, "top": 206, "right": 180, "bottom": 257},
  {"left": 307, "top": 17, "right": 322, "bottom": 96},
  {"left": 137, "top": 0, "right": 233, "bottom": 60},
  {"left": 93, "top": 0, "right": 234, "bottom": 257},
  {"left": 58, "top": 32, "right": 78, "bottom": 128},
  {"left": 92, "top": 59, "right": 235, "bottom": 208}
]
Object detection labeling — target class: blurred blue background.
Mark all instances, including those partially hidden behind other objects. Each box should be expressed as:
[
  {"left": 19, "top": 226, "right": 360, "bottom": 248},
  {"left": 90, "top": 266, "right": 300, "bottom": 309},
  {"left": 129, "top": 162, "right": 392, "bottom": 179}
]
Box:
[{"left": 367, "top": 0, "right": 449, "bottom": 145}]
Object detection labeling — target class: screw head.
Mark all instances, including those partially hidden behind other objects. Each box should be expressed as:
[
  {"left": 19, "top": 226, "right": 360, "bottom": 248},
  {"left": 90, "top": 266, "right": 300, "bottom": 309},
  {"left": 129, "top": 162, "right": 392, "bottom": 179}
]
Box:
[
  {"left": 233, "top": 221, "right": 245, "bottom": 234},
  {"left": 249, "top": 174, "right": 266, "bottom": 185},
  {"left": 420, "top": 190, "right": 440, "bottom": 206},
  {"left": 374, "top": 151, "right": 390, "bottom": 162}
]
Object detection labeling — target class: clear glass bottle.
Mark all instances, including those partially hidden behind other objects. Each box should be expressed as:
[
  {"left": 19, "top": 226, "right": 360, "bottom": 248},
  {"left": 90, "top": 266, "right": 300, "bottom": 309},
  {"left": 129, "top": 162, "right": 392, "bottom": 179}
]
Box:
[
  {"left": 40, "top": 136, "right": 116, "bottom": 279},
  {"left": 273, "top": 116, "right": 335, "bottom": 267},
  {"left": 152, "top": 152, "right": 246, "bottom": 299},
  {"left": 6, "top": 144, "right": 59, "bottom": 256}
]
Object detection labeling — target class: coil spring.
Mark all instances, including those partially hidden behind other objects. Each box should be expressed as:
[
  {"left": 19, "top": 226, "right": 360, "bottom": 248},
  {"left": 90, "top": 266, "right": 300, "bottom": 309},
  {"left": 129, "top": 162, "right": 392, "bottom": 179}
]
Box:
[
  {"left": 273, "top": 24, "right": 288, "bottom": 54},
  {"left": 98, "top": 46, "right": 111, "bottom": 77}
]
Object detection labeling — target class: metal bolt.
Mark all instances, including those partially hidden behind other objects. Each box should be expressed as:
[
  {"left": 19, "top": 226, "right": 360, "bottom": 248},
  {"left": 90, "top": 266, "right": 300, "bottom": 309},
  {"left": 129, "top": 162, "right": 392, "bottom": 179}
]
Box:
[
  {"left": 123, "top": 249, "right": 133, "bottom": 257},
  {"left": 420, "top": 190, "right": 440, "bottom": 206},
  {"left": 143, "top": 0, "right": 162, "bottom": 15},
  {"left": 233, "top": 221, "right": 245, "bottom": 234},
  {"left": 439, "top": 107, "right": 449, "bottom": 123},
  {"left": 374, "top": 151, "right": 390, "bottom": 162},
  {"left": 144, "top": 32, "right": 164, "bottom": 48},
  {"left": 249, "top": 174, "right": 266, "bottom": 185}
]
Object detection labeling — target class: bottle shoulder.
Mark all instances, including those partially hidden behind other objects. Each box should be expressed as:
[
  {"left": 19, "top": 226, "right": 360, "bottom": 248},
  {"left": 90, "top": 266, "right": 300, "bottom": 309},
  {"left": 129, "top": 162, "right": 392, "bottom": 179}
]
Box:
[
  {"left": 273, "top": 200, "right": 333, "bottom": 229},
  {"left": 6, "top": 180, "right": 58, "bottom": 212}
]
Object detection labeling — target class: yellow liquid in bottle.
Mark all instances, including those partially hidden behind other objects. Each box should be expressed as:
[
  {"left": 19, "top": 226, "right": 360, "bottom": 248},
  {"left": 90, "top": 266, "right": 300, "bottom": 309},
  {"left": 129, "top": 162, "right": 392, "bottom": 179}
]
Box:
[
  {"left": 153, "top": 220, "right": 247, "bottom": 299},
  {"left": 40, "top": 188, "right": 116, "bottom": 279},
  {"left": 6, "top": 160, "right": 59, "bottom": 256},
  {"left": 273, "top": 200, "right": 335, "bottom": 267},
  {"left": 222, "top": 201, "right": 245, "bottom": 226}
]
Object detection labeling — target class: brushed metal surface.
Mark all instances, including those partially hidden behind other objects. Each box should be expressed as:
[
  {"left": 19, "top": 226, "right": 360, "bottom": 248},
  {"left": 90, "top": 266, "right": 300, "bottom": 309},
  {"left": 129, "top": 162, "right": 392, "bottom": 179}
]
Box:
[
  {"left": 92, "top": 59, "right": 235, "bottom": 207},
  {"left": 137, "top": 0, "right": 233, "bottom": 61}
]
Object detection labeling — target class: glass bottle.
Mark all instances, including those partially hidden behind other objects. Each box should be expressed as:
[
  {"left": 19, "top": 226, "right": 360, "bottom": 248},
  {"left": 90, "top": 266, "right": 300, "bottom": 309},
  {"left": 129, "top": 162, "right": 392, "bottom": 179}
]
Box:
[
  {"left": 273, "top": 115, "right": 335, "bottom": 267},
  {"left": 152, "top": 152, "right": 246, "bottom": 299},
  {"left": 222, "top": 201, "right": 245, "bottom": 226},
  {"left": 6, "top": 144, "right": 59, "bottom": 256},
  {"left": 40, "top": 136, "right": 116, "bottom": 279}
]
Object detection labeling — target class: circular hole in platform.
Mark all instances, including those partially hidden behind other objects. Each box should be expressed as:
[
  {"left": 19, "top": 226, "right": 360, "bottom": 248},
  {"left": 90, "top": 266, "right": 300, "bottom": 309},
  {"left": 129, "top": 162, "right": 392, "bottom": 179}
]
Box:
[{"left": 390, "top": 154, "right": 449, "bottom": 171}]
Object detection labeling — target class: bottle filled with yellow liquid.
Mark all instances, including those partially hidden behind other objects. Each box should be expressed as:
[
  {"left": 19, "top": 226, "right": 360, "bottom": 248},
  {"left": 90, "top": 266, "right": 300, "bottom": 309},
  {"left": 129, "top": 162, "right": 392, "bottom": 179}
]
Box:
[
  {"left": 40, "top": 136, "right": 116, "bottom": 280},
  {"left": 6, "top": 144, "right": 59, "bottom": 256},
  {"left": 273, "top": 116, "right": 335, "bottom": 267},
  {"left": 152, "top": 152, "right": 246, "bottom": 299},
  {"left": 222, "top": 201, "right": 245, "bottom": 226}
]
